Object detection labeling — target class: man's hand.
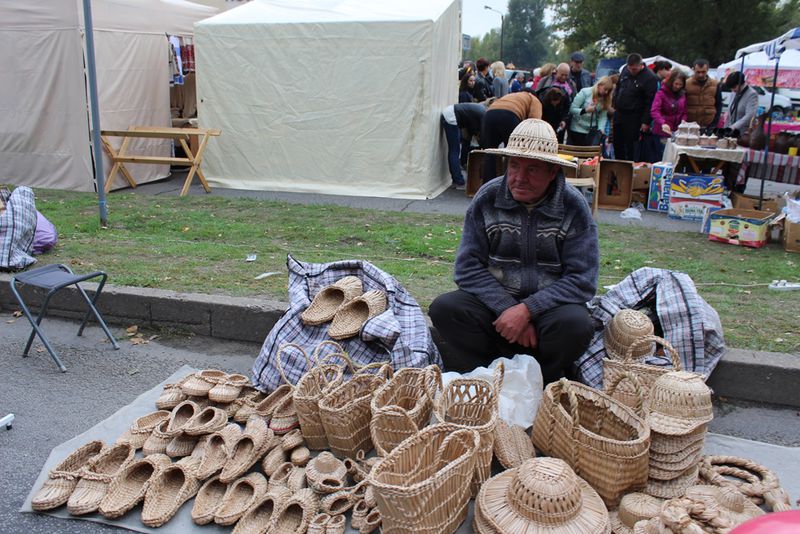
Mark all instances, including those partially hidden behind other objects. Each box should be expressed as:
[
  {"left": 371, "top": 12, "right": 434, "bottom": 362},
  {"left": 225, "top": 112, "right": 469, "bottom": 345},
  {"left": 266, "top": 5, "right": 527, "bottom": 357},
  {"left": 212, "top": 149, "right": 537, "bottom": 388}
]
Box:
[
  {"left": 493, "top": 303, "right": 532, "bottom": 345},
  {"left": 640, "top": 123, "right": 651, "bottom": 133},
  {"left": 518, "top": 323, "right": 538, "bottom": 349}
]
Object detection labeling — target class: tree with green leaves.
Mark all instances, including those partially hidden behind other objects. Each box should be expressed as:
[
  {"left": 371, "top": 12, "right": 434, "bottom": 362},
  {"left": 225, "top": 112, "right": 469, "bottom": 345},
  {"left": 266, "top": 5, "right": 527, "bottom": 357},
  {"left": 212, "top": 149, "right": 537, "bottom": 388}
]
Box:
[
  {"left": 503, "top": 0, "right": 551, "bottom": 69},
  {"left": 465, "top": 29, "right": 502, "bottom": 63}
]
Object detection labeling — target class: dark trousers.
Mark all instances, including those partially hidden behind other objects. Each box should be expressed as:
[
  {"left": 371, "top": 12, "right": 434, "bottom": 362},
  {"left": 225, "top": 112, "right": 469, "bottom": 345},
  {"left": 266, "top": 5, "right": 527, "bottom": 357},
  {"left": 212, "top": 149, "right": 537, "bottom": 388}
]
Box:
[
  {"left": 613, "top": 113, "right": 641, "bottom": 161},
  {"left": 429, "top": 289, "right": 593, "bottom": 385},
  {"left": 480, "top": 109, "right": 520, "bottom": 183},
  {"left": 441, "top": 117, "right": 466, "bottom": 185},
  {"left": 568, "top": 130, "right": 590, "bottom": 146}
]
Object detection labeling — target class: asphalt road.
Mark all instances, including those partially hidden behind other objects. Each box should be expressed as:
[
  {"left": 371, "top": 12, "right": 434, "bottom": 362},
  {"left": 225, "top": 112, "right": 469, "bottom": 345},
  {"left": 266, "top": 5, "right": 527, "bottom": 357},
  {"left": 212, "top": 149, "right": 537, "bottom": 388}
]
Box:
[{"left": 1, "top": 312, "right": 798, "bottom": 533}]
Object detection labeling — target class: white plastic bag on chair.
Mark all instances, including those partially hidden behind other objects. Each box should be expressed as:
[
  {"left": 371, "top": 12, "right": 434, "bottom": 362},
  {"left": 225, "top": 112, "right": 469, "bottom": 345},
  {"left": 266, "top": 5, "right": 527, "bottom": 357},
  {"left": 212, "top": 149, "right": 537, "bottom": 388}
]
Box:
[{"left": 441, "top": 354, "right": 543, "bottom": 429}]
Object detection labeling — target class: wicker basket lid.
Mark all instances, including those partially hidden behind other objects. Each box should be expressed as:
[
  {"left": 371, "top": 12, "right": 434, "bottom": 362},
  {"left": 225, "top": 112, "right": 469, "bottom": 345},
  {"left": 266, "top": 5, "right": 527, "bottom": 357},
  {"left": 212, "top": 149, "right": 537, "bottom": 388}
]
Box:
[
  {"left": 478, "top": 458, "right": 609, "bottom": 533},
  {"left": 610, "top": 493, "right": 664, "bottom": 534},
  {"left": 647, "top": 371, "right": 713, "bottom": 436},
  {"left": 684, "top": 485, "right": 764, "bottom": 525},
  {"left": 603, "top": 310, "right": 655, "bottom": 360}
]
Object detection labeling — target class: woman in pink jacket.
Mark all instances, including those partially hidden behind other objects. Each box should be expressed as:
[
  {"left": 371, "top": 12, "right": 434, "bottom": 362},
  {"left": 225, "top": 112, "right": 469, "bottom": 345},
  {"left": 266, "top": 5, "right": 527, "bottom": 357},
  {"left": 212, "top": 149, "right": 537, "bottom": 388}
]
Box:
[{"left": 650, "top": 68, "right": 687, "bottom": 159}]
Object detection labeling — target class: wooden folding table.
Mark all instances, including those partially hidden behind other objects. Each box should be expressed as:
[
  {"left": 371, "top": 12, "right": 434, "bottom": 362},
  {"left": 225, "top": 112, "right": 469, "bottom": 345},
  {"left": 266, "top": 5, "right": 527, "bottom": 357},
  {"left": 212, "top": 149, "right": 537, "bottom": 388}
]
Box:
[{"left": 100, "top": 126, "right": 221, "bottom": 196}]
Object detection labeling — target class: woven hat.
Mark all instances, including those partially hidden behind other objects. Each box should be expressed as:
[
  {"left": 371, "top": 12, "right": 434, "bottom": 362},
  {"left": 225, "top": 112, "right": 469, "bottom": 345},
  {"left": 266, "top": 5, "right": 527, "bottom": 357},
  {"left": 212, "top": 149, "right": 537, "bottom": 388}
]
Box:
[
  {"left": 477, "top": 457, "right": 609, "bottom": 534},
  {"left": 610, "top": 493, "right": 664, "bottom": 534},
  {"left": 648, "top": 371, "right": 713, "bottom": 436},
  {"left": 603, "top": 310, "right": 655, "bottom": 360},
  {"left": 644, "top": 464, "right": 699, "bottom": 499},
  {"left": 493, "top": 419, "right": 535, "bottom": 469},
  {"left": 649, "top": 425, "right": 707, "bottom": 454},
  {"left": 483, "top": 119, "right": 578, "bottom": 169}
]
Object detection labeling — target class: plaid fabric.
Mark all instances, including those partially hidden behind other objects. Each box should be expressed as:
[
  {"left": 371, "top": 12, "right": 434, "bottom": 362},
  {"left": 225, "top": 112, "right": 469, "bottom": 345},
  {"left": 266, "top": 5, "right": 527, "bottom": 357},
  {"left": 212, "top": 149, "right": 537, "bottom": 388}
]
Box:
[
  {"left": 737, "top": 149, "right": 800, "bottom": 186},
  {"left": 251, "top": 255, "right": 441, "bottom": 392},
  {"left": 575, "top": 267, "right": 725, "bottom": 388},
  {"left": 0, "top": 187, "right": 37, "bottom": 271},
  {"left": 180, "top": 36, "right": 195, "bottom": 72}
]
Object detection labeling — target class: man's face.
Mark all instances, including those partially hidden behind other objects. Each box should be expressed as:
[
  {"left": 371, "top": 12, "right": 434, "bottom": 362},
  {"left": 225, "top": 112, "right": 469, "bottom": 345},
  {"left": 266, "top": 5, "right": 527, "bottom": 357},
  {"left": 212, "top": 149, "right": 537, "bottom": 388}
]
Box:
[
  {"left": 570, "top": 60, "right": 583, "bottom": 73},
  {"left": 693, "top": 64, "right": 709, "bottom": 82},
  {"left": 628, "top": 62, "right": 643, "bottom": 75},
  {"left": 507, "top": 157, "right": 559, "bottom": 203},
  {"left": 555, "top": 67, "right": 570, "bottom": 83}
]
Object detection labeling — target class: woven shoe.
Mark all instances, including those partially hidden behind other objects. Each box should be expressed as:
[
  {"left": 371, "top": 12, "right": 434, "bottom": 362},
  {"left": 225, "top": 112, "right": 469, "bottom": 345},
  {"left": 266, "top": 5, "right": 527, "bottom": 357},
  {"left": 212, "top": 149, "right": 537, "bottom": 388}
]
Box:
[
  {"left": 98, "top": 454, "right": 171, "bottom": 519},
  {"left": 165, "top": 400, "right": 200, "bottom": 435},
  {"left": 308, "top": 513, "right": 331, "bottom": 534},
  {"left": 326, "top": 513, "right": 346, "bottom": 534},
  {"left": 141, "top": 462, "right": 201, "bottom": 527},
  {"left": 209, "top": 373, "right": 251, "bottom": 404},
  {"left": 192, "top": 475, "right": 228, "bottom": 525},
  {"left": 142, "top": 419, "right": 172, "bottom": 456},
  {"left": 155, "top": 382, "right": 188, "bottom": 410},
  {"left": 268, "top": 393, "right": 300, "bottom": 435},
  {"left": 301, "top": 276, "right": 363, "bottom": 326},
  {"left": 117, "top": 410, "right": 171, "bottom": 450},
  {"left": 215, "top": 472, "right": 268, "bottom": 526},
  {"left": 233, "top": 391, "right": 268, "bottom": 423},
  {"left": 268, "top": 488, "right": 319, "bottom": 533},
  {"left": 253, "top": 384, "right": 293, "bottom": 422},
  {"left": 232, "top": 486, "right": 292, "bottom": 534},
  {"left": 220, "top": 417, "right": 273, "bottom": 482},
  {"left": 181, "top": 370, "right": 227, "bottom": 397},
  {"left": 328, "top": 289, "right": 387, "bottom": 340},
  {"left": 183, "top": 406, "right": 228, "bottom": 436},
  {"left": 196, "top": 423, "right": 242, "bottom": 480},
  {"left": 31, "top": 440, "right": 105, "bottom": 511},
  {"left": 67, "top": 442, "right": 136, "bottom": 516}
]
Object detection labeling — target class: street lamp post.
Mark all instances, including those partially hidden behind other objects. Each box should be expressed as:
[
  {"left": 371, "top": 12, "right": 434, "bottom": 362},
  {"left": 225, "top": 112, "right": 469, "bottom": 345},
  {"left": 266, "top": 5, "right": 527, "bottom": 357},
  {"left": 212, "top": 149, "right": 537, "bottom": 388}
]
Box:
[{"left": 484, "top": 5, "right": 504, "bottom": 62}]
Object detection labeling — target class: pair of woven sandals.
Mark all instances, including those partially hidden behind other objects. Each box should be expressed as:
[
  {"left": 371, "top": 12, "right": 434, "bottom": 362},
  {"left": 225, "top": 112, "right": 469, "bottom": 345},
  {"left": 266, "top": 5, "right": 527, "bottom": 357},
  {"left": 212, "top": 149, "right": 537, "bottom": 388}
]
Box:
[{"left": 300, "top": 276, "right": 387, "bottom": 340}]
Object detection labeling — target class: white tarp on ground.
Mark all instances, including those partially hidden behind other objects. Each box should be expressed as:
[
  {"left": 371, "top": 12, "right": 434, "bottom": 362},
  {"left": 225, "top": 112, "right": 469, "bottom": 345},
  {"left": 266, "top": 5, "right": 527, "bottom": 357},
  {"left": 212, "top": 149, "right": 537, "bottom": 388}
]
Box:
[
  {"left": 0, "top": 0, "right": 216, "bottom": 192},
  {"left": 195, "top": 0, "right": 460, "bottom": 199}
]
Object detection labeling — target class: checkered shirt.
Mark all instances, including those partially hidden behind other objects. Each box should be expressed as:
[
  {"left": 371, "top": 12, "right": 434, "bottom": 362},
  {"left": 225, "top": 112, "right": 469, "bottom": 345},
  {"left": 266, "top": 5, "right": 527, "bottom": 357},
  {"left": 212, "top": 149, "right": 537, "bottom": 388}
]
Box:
[{"left": 0, "top": 187, "right": 37, "bottom": 271}]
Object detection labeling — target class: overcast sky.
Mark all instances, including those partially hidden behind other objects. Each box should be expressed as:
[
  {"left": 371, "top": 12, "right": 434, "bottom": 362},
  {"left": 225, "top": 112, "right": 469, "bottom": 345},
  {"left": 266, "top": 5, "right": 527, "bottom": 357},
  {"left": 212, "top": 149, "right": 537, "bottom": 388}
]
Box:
[{"left": 462, "top": 0, "right": 507, "bottom": 38}]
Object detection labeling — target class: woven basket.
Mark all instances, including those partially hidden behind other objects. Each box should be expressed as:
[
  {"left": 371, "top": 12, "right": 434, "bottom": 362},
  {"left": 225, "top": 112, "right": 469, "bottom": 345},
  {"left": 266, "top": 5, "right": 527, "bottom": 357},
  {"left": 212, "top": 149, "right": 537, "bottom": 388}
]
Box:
[
  {"left": 604, "top": 309, "right": 655, "bottom": 360},
  {"left": 31, "top": 440, "right": 105, "bottom": 512},
  {"left": 433, "top": 361, "right": 503, "bottom": 497},
  {"left": 699, "top": 455, "right": 792, "bottom": 512},
  {"left": 531, "top": 376, "right": 651, "bottom": 508},
  {"left": 368, "top": 424, "right": 480, "bottom": 534},
  {"left": 319, "top": 365, "right": 393, "bottom": 459},
  {"left": 215, "top": 472, "right": 268, "bottom": 526},
  {"left": 98, "top": 453, "right": 171, "bottom": 520},
  {"left": 603, "top": 335, "right": 682, "bottom": 410},
  {"left": 370, "top": 365, "right": 441, "bottom": 456},
  {"left": 232, "top": 487, "right": 291, "bottom": 534}
]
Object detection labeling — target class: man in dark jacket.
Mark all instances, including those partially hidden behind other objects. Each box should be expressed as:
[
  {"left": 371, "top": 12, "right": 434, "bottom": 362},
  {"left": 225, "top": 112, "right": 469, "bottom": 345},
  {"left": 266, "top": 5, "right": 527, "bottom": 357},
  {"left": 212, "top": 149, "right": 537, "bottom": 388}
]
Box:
[
  {"left": 430, "top": 119, "right": 599, "bottom": 384},
  {"left": 473, "top": 57, "right": 493, "bottom": 102},
  {"left": 612, "top": 53, "right": 659, "bottom": 161},
  {"left": 441, "top": 102, "right": 487, "bottom": 188},
  {"left": 569, "top": 52, "right": 593, "bottom": 93}
]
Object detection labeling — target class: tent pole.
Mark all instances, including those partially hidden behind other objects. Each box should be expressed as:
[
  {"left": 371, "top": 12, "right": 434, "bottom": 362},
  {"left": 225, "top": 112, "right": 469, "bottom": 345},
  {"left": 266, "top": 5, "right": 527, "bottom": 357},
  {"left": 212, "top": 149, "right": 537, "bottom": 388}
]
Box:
[
  {"left": 758, "top": 56, "right": 781, "bottom": 210},
  {"left": 82, "top": 0, "right": 109, "bottom": 227}
]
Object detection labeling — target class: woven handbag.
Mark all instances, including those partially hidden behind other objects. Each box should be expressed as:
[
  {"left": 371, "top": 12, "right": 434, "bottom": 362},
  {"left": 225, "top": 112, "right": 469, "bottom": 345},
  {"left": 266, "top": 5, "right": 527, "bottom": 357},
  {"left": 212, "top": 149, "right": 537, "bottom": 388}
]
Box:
[
  {"left": 318, "top": 365, "right": 393, "bottom": 459},
  {"left": 603, "top": 335, "right": 682, "bottom": 409},
  {"left": 433, "top": 361, "right": 503, "bottom": 497},
  {"left": 368, "top": 424, "right": 480, "bottom": 534},
  {"left": 370, "top": 365, "right": 442, "bottom": 456},
  {"left": 531, "top": 376, "right": 651, "bottom": 508}
]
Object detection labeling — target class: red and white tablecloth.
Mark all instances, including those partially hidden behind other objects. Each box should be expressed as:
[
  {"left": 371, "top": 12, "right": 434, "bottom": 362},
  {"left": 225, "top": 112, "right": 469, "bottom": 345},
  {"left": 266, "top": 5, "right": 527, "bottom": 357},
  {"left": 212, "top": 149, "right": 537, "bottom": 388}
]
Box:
[{"left": 737, "top": 149, "right": 800, "bottom": 186}]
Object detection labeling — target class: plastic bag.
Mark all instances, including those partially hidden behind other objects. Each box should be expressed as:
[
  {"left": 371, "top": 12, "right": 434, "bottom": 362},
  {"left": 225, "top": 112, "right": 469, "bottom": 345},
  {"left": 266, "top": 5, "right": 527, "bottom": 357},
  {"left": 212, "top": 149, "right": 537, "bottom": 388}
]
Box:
[
  {"left": 441, "top": 354, "right": 543, "bottom": 429},
  {"left": 620, "top": 207, "right": 643, "bottom": 220}
]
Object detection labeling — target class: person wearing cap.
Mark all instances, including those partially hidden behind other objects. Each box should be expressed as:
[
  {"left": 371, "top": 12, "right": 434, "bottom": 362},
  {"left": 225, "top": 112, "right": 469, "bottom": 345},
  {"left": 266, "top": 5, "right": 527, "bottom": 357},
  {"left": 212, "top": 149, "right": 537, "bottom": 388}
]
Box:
[
  {"left": 430, "top": 119, "right": 599, "bottom": 385},
  {"left": 612, "top": 53, "right": 659, "bottom": 161},
  {"left": 569, "top": 51, "right": 593, "bottom": 93},
  {"left": 723, "top": 71, "right": 758, "bottom": 134}
]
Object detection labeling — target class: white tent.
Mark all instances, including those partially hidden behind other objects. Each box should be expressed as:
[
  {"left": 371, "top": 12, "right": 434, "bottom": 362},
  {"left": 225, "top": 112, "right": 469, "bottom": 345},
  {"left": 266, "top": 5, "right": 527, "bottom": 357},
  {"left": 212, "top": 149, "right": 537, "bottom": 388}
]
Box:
[
  {"left": 195, "top": 0, "right": 461, "bottom": 199},
  {"left": 0, "top": 0, "right": 216, "bottom": 192},
  {"left": 717, "top": 50, "right": 800, "bottom": 88}
]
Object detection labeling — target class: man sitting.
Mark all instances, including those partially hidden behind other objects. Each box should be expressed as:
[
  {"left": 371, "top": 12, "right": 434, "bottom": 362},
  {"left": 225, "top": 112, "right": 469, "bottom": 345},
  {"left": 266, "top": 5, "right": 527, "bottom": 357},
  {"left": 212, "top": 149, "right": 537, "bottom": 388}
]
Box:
[{"left": 430, "top": 119, "right": 599, "bottom": 384}]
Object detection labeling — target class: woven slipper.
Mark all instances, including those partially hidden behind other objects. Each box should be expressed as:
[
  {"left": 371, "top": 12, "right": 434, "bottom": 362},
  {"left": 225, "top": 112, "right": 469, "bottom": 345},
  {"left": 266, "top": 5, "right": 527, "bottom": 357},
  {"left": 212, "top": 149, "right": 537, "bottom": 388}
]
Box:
[
  {"left": 183, "top": 406, "right": 228, "bottom": 436},
  {"left": 98, "top": 453, "right": 171, "bottom": 519},
  {"left": 360, "top": 509, "right": 382, "bottom": 534},
  {"left": 219, "top": 398, "right": 245, "bottom": 419},
  {"left": 269, "top": 462, "right": 294, "bottom": 491},
  {"left": 364, "top": 485, "right": 376, "bottom": 508},
  {"left": 156, "top": 382, "right": 188, "bottom": 411},
  {"left": 232, "top": 486, "right": 292, "bottom": 534},
  {"left": 287, "top": 466, "right": 307, "bottom": 491},
  {"left": 290, "top": 446, "right": 311, "bottom": 467},
  {"left": 281, "top": 429, "right": 305, "bottom": 451},
  {"left": 31, "top": 440, "right": 105, "bottom": 512},
  {"left": 493, "top": 419, "right": 536, "bottom": 469},
  {"left": 141, "top": 462, "right": 201, "bottom": 527},
  {"left": 326, "top": 513, "right": 346, "bottom": 534},
  {"left": 320, "top": 489, "right": 353, "bottom": 516},
  {"left": 262, "top": 445, "right": 289, "bottom": 477},
  {"left": 215, "top": 472, "right": 268, "bottom": 526},
  {"left": 308, "top": 512, "right": 331, "bottom": 534},
  {"left": 67, "top": 442, "right": 136, "bottom": 516},
  {"left": 117, "top": 410, "right": 170, "bottom": 450},
  {"left": 220, "top": 417, "right": 273, "bottom": 482},
  {"left": 269, "top": 393, "right": 300, "bottom": 435},
  {"left": 254, "top": 384, "right": 293, "bottom": 421},
  {"left": 351, "top": 499, "right": 370, "bottom": 530},
  {"left": 301, "top": 276, "right": 363, "bottom": 326},
  {"left": 306, "top": 452, "right": 348, "bottom": 494},
  {"left": 192, "top": 475, "right": 228, "bottom": 525},
  {"left": 142, "top": 420, "right": 172, "bottom": 456},
  {"left": 196, "top": 423, "right": 242, "bottom": 480},
  {"left": 181, "top": 370, "right": 228, "bottom": 397},
  {"left": 234, "top": 391, "right": 268, "bottom": 423},
  {"left": 328, "top": 289, "right": 387, "bottom": 340},
  {"left": 166, "top": 432, "right": 199, "bottom": 458},
  {"left": 268, "top": 488, "right": 319, "bottom": 534},
  {"left": 209, "top": 373, "right": 251, "bottom": 404},
  {"left": 166, "top": 400, "right": 200, "bottom": 435}
]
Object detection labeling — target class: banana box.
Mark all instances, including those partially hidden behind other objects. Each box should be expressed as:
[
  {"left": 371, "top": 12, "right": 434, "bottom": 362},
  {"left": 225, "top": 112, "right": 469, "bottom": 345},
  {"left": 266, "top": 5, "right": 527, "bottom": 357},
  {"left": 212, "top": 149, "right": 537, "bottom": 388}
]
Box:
[{"left": 668, "top": 173, "right": 725, "bottom": 221}]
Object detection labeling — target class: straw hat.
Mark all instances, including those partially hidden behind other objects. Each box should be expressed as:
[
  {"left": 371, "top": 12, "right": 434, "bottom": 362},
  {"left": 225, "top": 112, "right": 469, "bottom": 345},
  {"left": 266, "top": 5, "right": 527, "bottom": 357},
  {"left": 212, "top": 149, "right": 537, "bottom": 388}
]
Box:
[
  {"left": 477, "top": 457, "right": 609, "bottom": 534},
  {"left": 649, "top": 425, "right": 707, "bottom": 454},
  {"left": 644, "top": 465, "right": 699, "bottom": 499},
  {"left": 610, "top": 493, "right": 664, "bottom": 534},
  {"left": 647, "top": 371, "right": 713, "bottom": 436},
  {"left": 484, "top": 119, "right": 578, "bottom": 169},
  {"left": 684, "top": 485, "right": 764, "bottom": 525},
  {"left": 603, "top": 310, "right": 655, "bottom": 360}
]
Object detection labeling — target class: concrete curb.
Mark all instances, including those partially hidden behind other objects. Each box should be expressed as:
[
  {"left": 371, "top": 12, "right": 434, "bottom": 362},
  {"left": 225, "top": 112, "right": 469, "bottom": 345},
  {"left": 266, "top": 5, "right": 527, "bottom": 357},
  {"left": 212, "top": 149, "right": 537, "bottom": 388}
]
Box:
[{"left": 2, "top": 274, "right": 798, "bottom": 408}]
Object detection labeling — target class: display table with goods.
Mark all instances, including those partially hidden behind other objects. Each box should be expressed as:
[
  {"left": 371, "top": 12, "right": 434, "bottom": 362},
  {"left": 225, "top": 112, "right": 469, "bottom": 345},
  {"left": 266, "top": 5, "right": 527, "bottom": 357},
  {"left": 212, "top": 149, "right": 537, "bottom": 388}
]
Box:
[
  {"left": 736, "top": 148, "right": 800, "bottom": 186},
  {"left": 22, "top": 277, "right": 800, "bottom": 533},
  {"left": 663, "top": 140, "right": 747, "bottom": 174}
]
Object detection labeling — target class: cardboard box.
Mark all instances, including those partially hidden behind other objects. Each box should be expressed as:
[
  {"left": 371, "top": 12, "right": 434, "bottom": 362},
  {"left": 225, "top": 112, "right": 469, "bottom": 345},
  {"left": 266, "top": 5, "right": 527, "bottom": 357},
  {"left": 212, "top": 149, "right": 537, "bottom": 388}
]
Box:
[
  {"left": 647, "top": 162, "right": 673, "bottom": 212},
  {"left": 633, "top": 164, "right": 651, "bottom": 190},
  {"left": 785, "top": 219, "right": 800, "bottom": 253},
  {"left": 668, "top": 173, "right": 725, "bottom": 221},
  {"left": 597, "top": 159, "right": 633, "bottom": 210},
  {"left": 731, "top": 192, "right": 779, "bottom": 213},
  {"left": 708, "top": 209, "right": 775, "bottom": 248}
]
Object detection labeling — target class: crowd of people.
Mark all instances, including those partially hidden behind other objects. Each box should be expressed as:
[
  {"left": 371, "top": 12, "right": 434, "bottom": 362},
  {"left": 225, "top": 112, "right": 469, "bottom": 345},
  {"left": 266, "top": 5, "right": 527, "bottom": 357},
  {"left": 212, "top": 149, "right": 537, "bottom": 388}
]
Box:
[{"left": 445, "top": 52, "right": 757, "bottom": 190}]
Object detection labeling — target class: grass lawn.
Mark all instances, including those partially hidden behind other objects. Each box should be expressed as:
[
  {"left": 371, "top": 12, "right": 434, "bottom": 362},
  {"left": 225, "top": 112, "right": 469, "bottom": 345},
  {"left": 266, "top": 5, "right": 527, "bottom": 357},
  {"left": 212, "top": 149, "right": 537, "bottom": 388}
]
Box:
[{"left": 27, "top": 188, "right": 800, "bottom": 355}]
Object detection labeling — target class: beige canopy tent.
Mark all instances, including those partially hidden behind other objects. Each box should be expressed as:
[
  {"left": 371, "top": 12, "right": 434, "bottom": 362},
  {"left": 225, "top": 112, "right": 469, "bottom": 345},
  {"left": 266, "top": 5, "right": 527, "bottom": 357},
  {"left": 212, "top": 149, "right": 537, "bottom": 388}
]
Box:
[
  {"left": 0, "top": 0, "right": 216, "bottom": 192},
  {"left": 195, "top": 0, "right": 461, "bottom": 199}
]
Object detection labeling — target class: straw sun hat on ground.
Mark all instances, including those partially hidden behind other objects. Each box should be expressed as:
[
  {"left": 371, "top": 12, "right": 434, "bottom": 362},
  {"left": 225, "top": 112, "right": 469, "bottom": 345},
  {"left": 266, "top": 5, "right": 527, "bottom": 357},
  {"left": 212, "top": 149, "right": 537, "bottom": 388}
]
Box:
[
  {"left": 648, "top": 371, "right": 713, "bottom": 436},
  {"left": 484, "top": 119, "right": 578, "bottom": 169},
  {"left": 476, "top": 457, "right": 609, "bottom": 533}
]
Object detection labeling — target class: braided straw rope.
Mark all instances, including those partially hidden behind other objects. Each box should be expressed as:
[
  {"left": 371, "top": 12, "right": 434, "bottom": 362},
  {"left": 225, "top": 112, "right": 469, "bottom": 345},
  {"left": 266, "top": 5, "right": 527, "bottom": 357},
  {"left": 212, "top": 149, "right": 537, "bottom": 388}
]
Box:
[
  {"left": 434, "top": 361, "right": 503, "bottom": 497},
  {"left": 31, "top": 440, "right": 105, "bottom": 512},
  {"left": 368, "top": 425, "right": 480, "bottom": 534},
  {"left": 603, "top": 335, "right": 682, "bottom": 410},
  {"left": 699, "top": 455, "right": 792, "bottom": 512},
  {"left": 531, "top": 373, "right": 650, "bottom": 508}
]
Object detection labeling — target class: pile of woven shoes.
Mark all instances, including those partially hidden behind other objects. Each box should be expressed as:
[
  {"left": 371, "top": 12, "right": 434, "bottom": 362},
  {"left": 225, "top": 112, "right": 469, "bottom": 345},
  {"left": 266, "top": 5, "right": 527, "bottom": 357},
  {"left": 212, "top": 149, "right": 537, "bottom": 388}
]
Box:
[
  {"left": 30, "top": 369, "right": 383, "bottom": 533},
  {"left": 300, "top": 276, "right": 388, "bottom": 340}
]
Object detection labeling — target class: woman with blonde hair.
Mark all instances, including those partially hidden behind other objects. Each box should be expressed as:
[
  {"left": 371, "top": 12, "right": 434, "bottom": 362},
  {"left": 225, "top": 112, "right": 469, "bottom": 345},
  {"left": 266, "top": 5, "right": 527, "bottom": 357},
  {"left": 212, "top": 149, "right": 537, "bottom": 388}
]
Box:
[
  {"left": 568, "top": 76, "right": 614, "bottom": 146},
  {"left": 490, "top": 61, "right": 507, "bottom": 98},
  {"left": 533, "top": 63, "right": 556, "bottom": 88}
]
